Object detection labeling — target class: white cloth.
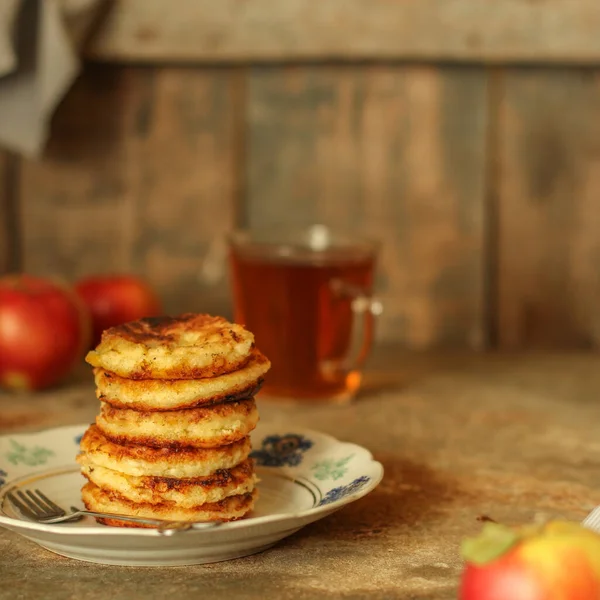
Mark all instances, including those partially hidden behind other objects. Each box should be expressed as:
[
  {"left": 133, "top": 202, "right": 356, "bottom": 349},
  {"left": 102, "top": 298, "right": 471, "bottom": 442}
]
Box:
[{"left": 0, "top": 0, "right": 102, "bottom": 157}]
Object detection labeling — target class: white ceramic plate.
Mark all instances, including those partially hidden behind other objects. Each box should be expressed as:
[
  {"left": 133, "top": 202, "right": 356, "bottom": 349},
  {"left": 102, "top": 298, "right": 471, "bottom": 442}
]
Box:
[{"left": 0, "top": 423, "right": 383, "bottom": 566}]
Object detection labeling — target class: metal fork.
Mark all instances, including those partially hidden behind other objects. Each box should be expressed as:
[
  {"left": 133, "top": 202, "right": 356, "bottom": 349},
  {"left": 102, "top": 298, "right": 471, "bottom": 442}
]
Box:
[
  {"left": 582, "top": 506, "right": 600, "bottom": 534},
  {"left": 7, "top": 489, "right": 221, "bottom": 535}
]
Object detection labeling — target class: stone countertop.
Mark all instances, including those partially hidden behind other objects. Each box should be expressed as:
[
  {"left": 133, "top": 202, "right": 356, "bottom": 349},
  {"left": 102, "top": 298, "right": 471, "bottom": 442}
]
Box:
[{"left": 1, "top": 350, "right": 600, "bottom": 599}]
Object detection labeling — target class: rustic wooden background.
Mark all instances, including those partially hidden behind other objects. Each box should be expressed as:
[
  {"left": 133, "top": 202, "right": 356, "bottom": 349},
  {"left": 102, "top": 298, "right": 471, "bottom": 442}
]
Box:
[{"left": 2, "top": 0, "right": 600, "bottom": 350}]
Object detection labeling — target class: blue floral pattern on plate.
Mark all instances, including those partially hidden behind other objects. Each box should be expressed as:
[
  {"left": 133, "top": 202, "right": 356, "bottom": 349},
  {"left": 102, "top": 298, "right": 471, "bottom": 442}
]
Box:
[
  {"left": 318, "top": 476, "right": 371, "bottom": 506},
  {"left": 251, "top": 434, "right": 313, "bottom": 467},
  {"left": 74, "top": 434, "right": 83, "bottom": 446}
]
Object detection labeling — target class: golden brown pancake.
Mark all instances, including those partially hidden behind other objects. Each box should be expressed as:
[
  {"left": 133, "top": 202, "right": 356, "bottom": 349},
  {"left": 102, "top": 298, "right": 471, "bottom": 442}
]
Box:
[
  {"left": 95, "top": 398, "right": 259, "bottom": 449},
  {"left": 82, "top": 482, "right": 257, "bottom": 528},
  {"left": 78, "top": 424, "right": 252, "bottom": 478},
  {"left": 94, "top": 349, "right": 270, "bottom": 411},
  {"left": 85, "top": 314, "right": 254, "bottom": 380},
  {"left": 80, "top": 459, "right": 256, "bottom": 507}
]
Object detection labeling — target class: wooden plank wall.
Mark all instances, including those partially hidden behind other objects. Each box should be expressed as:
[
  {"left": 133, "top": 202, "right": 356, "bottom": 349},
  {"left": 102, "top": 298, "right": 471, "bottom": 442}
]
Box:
[
  {"left": 496, "top": 69, "right": 600, "bottom": 349},
  {"left": 3, "top": 1, "right": 600, "bottom": 349},
  {"left": 85, "top": 0, "right": 600, "bottom": 64},
  {"left": 19, "top": 66, "right": 239, "bottom": 318},
  {"left": 11, "top": 64, "right": 488, "bottom": 348},
  {"left": 246, "top": 66, "right": 487, "bottom": 348}
]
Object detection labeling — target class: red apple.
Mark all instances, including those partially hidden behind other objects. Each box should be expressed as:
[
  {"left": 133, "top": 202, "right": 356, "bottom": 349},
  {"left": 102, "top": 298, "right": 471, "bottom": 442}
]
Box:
[
  {"left": 460, "top": 520, "right": 600, "bottom": 600},
  {"left": 0, "top": 275, "right": 91, "bottom": 391},
  {"left": 75, "top": 275, "right": 162, "bottom": 347}
]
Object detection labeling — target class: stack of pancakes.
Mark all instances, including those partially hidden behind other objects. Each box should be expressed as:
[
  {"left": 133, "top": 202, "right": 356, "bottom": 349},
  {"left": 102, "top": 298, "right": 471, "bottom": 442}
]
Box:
[{"left": 76, "top": 313, "right": 270, "bottom": 527}]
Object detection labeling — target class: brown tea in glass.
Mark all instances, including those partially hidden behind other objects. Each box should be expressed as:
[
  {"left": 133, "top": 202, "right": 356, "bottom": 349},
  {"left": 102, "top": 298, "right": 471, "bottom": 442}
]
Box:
[{"left": 229, "top": 225, "right": 381, "bottom": 403}]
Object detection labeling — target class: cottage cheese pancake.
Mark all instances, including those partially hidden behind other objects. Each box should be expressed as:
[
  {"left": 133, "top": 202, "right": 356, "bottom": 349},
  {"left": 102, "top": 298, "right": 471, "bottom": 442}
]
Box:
[
  {"left": 95, "top": 398, "right": 258, "bottom": 449},
  {"left": 78, "top": 425, "right": 252, "bottom": 478},
  {"left": 80, "top": 459, "right": 256, "bottom": 507},
  {"left": 82, "top": 482, "right": 257, "bottom": 527},
  {"left": 85, "top": 314, "right": 254, "bottom": 380},
  {"left": 94, "top": 349, "right": 270, "bottom": 411}
]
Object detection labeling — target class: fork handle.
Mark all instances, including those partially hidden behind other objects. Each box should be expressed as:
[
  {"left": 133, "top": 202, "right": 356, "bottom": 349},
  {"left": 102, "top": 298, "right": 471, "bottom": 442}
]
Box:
[
  {"left": 78, "top": 509, "right": 222, "bottom": 534},
  {"left": 78, "top": 509, "right": 188, "bottom": 530},
  {"left": 45, "top": 509, "right": 221, "bottom": 534}
]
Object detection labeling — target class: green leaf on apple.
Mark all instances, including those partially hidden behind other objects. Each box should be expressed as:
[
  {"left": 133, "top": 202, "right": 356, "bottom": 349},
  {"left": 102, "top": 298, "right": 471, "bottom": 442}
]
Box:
[{"left": 461, "top": 522, "right": 520, "bottom": 566}]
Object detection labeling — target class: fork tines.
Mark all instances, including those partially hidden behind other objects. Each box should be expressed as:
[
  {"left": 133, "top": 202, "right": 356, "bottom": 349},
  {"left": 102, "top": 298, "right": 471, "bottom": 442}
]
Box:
[{"left": 7, "top": 489, "right": 66, "bottom": 521}]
